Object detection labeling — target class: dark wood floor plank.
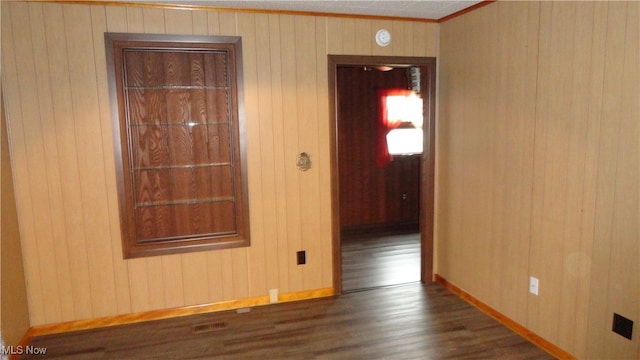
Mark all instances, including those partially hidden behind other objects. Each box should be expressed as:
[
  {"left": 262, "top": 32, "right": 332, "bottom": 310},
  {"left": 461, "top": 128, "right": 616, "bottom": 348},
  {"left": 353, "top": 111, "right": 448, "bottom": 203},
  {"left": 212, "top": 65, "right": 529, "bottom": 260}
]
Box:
[
  {"left": 341, "top": 232, "right": 421, "bottom": 292},
  {"left": 21, "top": 283, "right": 553, "bottom": 359}
]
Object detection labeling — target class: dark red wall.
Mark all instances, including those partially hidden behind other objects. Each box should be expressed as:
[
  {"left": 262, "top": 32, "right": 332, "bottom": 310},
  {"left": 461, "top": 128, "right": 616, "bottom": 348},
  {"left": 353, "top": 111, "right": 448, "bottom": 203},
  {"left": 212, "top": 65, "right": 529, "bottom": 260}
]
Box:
[{"left": 337, "top": 66, "right": 421, "bottom": 233}]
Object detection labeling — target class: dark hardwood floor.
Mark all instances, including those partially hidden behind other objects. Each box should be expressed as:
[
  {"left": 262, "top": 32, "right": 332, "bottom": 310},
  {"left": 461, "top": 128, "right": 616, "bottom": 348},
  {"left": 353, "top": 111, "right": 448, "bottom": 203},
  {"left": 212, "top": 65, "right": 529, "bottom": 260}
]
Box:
[
  {"left": 20, "top": 283, "right": 553, "bottom": 359},
  {"left": 341, "top": 232, "right": 421, "bottom": 292}
]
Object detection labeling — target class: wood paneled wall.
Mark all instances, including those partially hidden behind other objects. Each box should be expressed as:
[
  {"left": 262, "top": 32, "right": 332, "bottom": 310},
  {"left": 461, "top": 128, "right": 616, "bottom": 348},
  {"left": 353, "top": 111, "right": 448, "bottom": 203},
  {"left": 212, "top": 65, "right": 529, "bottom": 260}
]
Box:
[
  {"left": 0, "top": 1, "right": 437, "bottom": 326},
  {"left": 1, "top": 87, "right": 31, "bottom": 346},
  {"left": 337, "top": 67, "right": 421, "bottom": 231},
  {"left": 437, "top": 2, "right": 639, "bottom": 358}
]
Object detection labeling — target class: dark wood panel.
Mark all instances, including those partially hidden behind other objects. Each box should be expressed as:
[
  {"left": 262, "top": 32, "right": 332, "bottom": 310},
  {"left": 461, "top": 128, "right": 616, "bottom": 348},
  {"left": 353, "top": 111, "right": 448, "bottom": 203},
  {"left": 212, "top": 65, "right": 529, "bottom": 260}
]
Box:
[
  {"left": 106, "top": 33, "right": 250, "bottom": 257},
  {"left": 337, "top": 66, "right": 421, "bottom": 230},
  {"left": 126, "top": 89, "right": 231, "bottom": 125},
  {"left": 387, "top": 155, "right": 421, "bottom": 223},
  {"left": 129, "top": 124, "right": 232, "bottom": 168},
  {"left": 19, "top": 284, "right": 553, "bottom": 360},
  {"left": 124, "top": 50, "right": 229, "bottom": 87},
  {"left": 125, "top": 51, "right": 237, "bottom": 243},
  {"left": 136, "top": 201, "right": 236, "bottom": 242},
  {"left": 134, "top": 167, "right": 233, "bottom": 204}
]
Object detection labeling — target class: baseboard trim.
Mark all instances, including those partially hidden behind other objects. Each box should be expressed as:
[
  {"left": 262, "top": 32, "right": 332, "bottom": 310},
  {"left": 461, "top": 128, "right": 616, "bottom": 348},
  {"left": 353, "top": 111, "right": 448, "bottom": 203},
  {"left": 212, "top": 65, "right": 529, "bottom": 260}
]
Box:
[
  {"left": 16, "top": 287, "right": 334, "bottom": 352},
  {"left": 434, "top": 274, "right": 576, "bottom": 360},
  {"left": 9, "top": 330, "right": 35, "bottom": 360},
  {"left": 15, "top": 282, "right": 574, "bottom": 359}
]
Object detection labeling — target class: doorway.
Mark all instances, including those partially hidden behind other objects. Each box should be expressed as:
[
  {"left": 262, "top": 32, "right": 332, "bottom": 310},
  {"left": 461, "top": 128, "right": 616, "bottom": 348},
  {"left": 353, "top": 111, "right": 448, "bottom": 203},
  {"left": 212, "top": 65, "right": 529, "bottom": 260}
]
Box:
[{"left": 328, "top": 55, "right": 436, "bottom": 295}]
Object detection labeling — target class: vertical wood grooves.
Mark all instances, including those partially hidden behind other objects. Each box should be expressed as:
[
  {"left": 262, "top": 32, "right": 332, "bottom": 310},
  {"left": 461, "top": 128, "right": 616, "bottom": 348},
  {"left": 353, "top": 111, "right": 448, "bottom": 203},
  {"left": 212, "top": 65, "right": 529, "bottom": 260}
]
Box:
[
  {"left": 7, "top": 2, "right": 636, "bottom": 359},
  {"left": 1, "top": 71, "right": 32, "bottom": 349},
  {"left": 438, "top": 2, "right": 639, "bottom": 359},
  {"left": 1, "top": 0, "right": 437, "bottom": 328}
]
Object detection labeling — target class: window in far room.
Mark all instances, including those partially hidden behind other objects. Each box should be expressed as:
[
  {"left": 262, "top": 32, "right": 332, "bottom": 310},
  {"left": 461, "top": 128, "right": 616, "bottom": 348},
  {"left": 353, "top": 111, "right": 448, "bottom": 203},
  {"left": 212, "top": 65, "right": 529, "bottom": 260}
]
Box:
[
  {"left": 377, "top": 89, "right": 423, "bottom": 167},
  {"left": 385, "top": 91, "right": 423, "bottom": 155}
]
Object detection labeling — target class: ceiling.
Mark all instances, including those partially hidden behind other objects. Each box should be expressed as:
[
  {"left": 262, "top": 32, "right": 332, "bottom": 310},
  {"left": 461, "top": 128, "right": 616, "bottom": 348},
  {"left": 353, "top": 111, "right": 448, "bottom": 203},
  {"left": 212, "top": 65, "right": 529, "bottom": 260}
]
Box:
[{"left": 147, "top": 1, "right": 486, "bottom": 21}]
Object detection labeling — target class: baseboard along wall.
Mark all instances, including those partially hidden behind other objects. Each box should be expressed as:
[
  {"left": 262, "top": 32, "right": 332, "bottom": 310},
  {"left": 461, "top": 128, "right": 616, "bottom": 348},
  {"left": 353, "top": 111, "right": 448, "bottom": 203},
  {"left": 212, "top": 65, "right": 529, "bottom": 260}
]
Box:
[{"left": 434, "top": 274, "right": 576, "bottom": 360}]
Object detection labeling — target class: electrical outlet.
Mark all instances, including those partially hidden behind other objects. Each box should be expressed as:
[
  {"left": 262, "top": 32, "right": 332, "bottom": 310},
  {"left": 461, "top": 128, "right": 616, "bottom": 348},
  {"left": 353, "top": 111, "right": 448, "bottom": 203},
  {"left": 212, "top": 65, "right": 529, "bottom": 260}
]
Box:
[
  {"left": 529, "top": 276, "right": 539, "bottom": 295},
  {"left": 297, "top": 250, "right": 306, "bottom": 265},
  {"left": 269, "top": 289, "right": 279, "bottom": 303}
]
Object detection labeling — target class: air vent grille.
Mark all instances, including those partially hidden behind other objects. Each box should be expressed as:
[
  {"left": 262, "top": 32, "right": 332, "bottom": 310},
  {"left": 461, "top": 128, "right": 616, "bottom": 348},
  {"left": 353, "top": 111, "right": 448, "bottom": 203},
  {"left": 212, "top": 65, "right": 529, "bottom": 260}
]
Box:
[{"left": 192, "top": 322, "right": 227, "bottom": 334}]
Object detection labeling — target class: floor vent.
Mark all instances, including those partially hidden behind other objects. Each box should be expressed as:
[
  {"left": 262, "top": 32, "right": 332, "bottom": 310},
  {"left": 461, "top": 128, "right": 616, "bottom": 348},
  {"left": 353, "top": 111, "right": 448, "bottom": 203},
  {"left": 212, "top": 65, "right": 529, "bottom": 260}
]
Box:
[{"left": 192, "top": 322, "right": 227, "bottom": 334}]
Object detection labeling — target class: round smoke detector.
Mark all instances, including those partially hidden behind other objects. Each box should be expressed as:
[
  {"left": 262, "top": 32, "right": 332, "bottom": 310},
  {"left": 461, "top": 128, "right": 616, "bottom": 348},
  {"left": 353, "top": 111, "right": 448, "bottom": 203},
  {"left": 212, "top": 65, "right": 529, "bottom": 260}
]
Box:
[{"left": 375, "top": 29, "right": 391, "bottom": 47}]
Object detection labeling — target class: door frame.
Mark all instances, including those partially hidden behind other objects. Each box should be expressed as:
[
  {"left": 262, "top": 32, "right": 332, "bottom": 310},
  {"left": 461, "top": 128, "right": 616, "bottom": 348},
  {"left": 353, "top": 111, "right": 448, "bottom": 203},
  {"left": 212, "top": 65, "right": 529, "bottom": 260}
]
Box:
[{"left": 328, "top": 55, "right": 436, "bottom": 295}]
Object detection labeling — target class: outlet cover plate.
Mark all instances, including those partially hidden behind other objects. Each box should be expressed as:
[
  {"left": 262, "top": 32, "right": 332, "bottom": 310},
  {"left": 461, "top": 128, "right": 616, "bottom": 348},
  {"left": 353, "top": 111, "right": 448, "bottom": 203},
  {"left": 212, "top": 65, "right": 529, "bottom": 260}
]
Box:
[
  {"left": 297, "top": 250, "right": 306, "bottom": 265},
  {"left": 612, "top": 313, "right": 634, "bottom": 340},
  {"left": 529, "top": 277, "right": 539, "bottom": 295}
]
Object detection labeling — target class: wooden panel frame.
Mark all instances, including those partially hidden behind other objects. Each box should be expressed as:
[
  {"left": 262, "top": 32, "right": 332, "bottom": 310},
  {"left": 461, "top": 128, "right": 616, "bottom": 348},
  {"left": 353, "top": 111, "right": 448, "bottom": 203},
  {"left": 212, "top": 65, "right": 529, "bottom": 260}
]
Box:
[{"left": 105, "top": 32, "right": 250, "bottom": 258}]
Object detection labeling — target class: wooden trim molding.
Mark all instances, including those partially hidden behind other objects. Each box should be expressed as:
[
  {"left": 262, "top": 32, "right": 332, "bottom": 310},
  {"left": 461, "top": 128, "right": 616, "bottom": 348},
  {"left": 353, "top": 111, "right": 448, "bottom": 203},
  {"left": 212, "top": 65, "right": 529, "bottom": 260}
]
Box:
[
  {"left": 32, "top": 0, "right": 439, "bottom": 23},
  {"left": 9, "top": 333, "right": 34, "bottom": 360},
  {"left": 434, "top": 274, "right": 577, "bottom": 360},
  {"left": 437, "top": 1, "right": 496, "bottom": 23},
  {"left": 14, "top": 287, "right": 334, "bottom": 352}
]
